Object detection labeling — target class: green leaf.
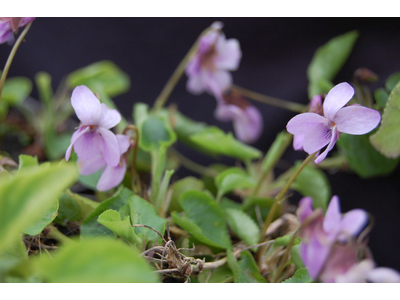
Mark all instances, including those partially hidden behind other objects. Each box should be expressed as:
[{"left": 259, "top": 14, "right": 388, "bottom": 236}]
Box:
[
  {"left": 273, "top": 235, "right": 301, "bottom": 247},
  {"left": 129, "top": 195, "right": 166, "bottom": 246},
  {"left": 54, "top": 193, "right": 82, "bottom": 225},
  {"left": 290, "top": 244, "right": 305, "bottom": 269},
  {"left": 307, "top": 30, "right": 359, "bottom": 98},
  {"left": 133, "top": 103, "right": 177, "bottom": 151},
  {"left": 35, "top": 238, "right": 159, "bottom": 283},
  {"left": 65, "top": 190, "right": 99, "bottom": 220},
  {"left": 227, "top": 249, "right": 266, "bottom": 283},
  {"left": 18, "top": 154, "right": 38, "bottom": 171},
  {"left": 78, "top": 169, "right": 102, "bottom": 190},
  {"left": 215, "top": 167, "right": 256, "bottom": 199},
  {"left": 374, "top": 88, "right": 389, "bottom": 110},
  {"left": 190, "top": 127, "right": 262, "bottom": 162},
  {"left": 198, "top": 264, "right": 233, "bottom": 283},
  {"left": 1, "top": 77, "right": 32, "bottom": 106},
  {"left": 172, "top": 190, "right": 231, "bottom": 249},
  {"left": 155, "top": 169, "right": 174, "bottom": 214},
  {"left": 385, "top": 71, "right": 400, "bottom": 92},
  {"left": 291, "top": 161, "right": 331, "bottom": 210},
  {"left": 97, "top": 209, "right": 141, "bottom": 245},
  {"left": 283, "top": 267, "right": 312, "bottom": 283},
  {"left": 242, "top": 197, "right": 275, "bottom": 224},
  {"left": 0, "top": 163, "right": 78, "bottom": 252},
  {"left": 339, "top": 132, "right": 399, "bottom": 177},
  {"left": 81, "top": 187, "right": 133, "bottom": 238},
  {"left": 23, "top": 198, "right": 59, "bottom": 236},
  {"left": 35, "top": 71, "right": 53, "bottom": 107},
  {"left": 66, "top": 61, "right": 130, "bottom": 98},
  {"left": 44, "top": 132, "right": 72, "bottom": 161},
  {"left": 225, "top": 208, "right": 259, "bottom": 247},
  {"left": 370, "top": 81, "right": 400, "bottom": 158},
  {"left": 169, "top": 176, "right": 204, "bottom": 213}
]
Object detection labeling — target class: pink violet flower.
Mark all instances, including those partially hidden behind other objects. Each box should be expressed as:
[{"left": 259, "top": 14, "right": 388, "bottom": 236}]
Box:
[
  {"left": 287, "top": 82, "right": 381, "bottom": 163},
  {"left": 185, "top": 21, "right": 242, "bottom": 95},
  {"left": 213, "top": 88, "right": 263, "bottom": 144},
  {"left": 297, "top": 196, "right": 368, "bottom": 280},
  {"left": 78, "top": 134, "right": 131, "bottom": 191},
  {"left": 0, "top": 17, "right": 35, "bottom": 44},
  {"left": 65, "top": 85, "right": 121, "bottom": 168},
  {"left": 293, "top": 94, "right": 323, "bottom": 151}
]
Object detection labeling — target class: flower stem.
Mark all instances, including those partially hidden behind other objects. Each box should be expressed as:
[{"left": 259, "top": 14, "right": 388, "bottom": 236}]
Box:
[
  {"left": 273, "top": 230, "right": 298, "bottom": 282},
  {"left": 232, "top": 85, "right": 307, "bottom": 113},
  {"left": 152, "top": 27, "right": 211, "bottom": 113},
  {"left": 46, "top": 224, "right": 73, "bottom": 245},
  {"left": 256, "top": 152, "right": 316, "bottom": 264},
  {"left": 0, "top": 23, "right": 32, "bottom": 101}
]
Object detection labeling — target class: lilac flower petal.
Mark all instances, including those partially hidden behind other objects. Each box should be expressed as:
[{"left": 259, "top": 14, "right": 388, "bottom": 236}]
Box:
[
  {"left": 286, "top": 113, "right": 327, "bottom": 135},
  {"left": 334, "top": 106, "right": 381, "bottom": 135},
  {"left": 214, "top": 38, "right": 242, "bottom": 71},
  {"left": 323, "top": 196, "right": 342, "bottom": 233},
  {"left": 211, "top": 70, "right": 232, "bottom": 94},
  {"left": 314, "top": 126, "right": 339, "bottom": 164},
  {"left": 19, "top": 17, "right": 36, "bottom": 27},
  {"left": 323, "top": 82, "right": 354, "bottom": 120},
  {"left": 186, "top": 72, "right": 206, "bottom": 95},
  {"left": 65, "top": 127, "right": 90, "bottom": 161},
  {"left": 97, "top": 127, "right": 120, "bottom": 167},
  {"left": 298, "top": 197, "right": 314, "bottom": 222},
  {"left": 77, "top": 155, "right": 106, "bottom": 175},
  {"left": 338, "top": 209, "right": 368, "bottom": 241},
  {"left": 367, "top": 267, "right": 400, "bottom": 283},
  {"left": 10, "top": 18, "right": 22, "bottom": 31},
  {"left": 0, "top": 20, "right": 13, "bottom": 44},
  {"left": 98, "top": 103, "right": 121, "bottom": 129},
  {"left": 232, "top": 106, "right": 263, "bottom": 143},
  {"left": 293, "top": 134, "right": 305, "bottom": 151},
  {"left": 214, "top": 103, "right": 242, "bottom": 122},
  {"left": 73, "top": 130, "right": 104, "bottom": 161},
  {"left": 97, "top": 161, "right": 127, "bottom": 192},
  {"left": 302, "top": 123, "right": 332, "bottom": 155},
  {"left": 306, "top": 235, "right": 331, "bottom": 279},
  {"left": 116, "top": 134, "right": 130, "bottom": 155},
  {"left": 71, "top": 85, "right": 102, "bottom": 125},
  {"left": 335, "top": 260, "right": 374, "bottom": 283}
]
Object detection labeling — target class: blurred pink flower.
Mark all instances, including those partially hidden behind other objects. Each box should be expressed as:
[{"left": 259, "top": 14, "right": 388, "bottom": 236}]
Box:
[
  {"left": 65, "top": 85, "right": 121, "bottom": 168},
  {"left": 297, "top": 196, "right": 368, "bottom": 280},
  {"left": 0, "top": 17, "right": 35, "bottom": 44},
  {"left": 185, "top": 22, "right": 242, "bottom": 95},
  {"left": 287, "top": 82, "right": 381, "bottom": 163},
  {"left": 213, "top": 89, "right": 263, "bottom": 144}
]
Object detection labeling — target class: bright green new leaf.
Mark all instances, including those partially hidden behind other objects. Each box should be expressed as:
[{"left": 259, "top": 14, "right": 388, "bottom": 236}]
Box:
[
  {"left": 129, "top": 195, "right": 166, "bottom": 246},
  {"left": 81, "top": 187, "right": 133, "bottom": 238},
  {"left": 18, "top": 154, "right": 38, "bottom": 171},
  {"left": 35, "top": 238, "right": 159, "bottom": 283},
  {"left": 133, "top": 103, "right": 176, "bottom": 152},
  {"left": 273, "top": 235, "right": 301, "bottom": 247},
  {"left": 370, "top": 81, "right": 400, "bottom": 158},
  {"left": 290, "top": 244, "right": 305, "bottom": 269},
  {"left": 97, "top": 209, "right": 141, "bottom": 245},
  {"left": 23, "top": 198, "right": 59, "bottom": 236},
  {"left": 283, "top": 267, "right": 312, "bottom": 283},
  {"left": 169, "top": 176, "right": 204, "bottom": 213},
  {"left": 190, "top": 127, "right": 262, "bottom": 162},
  {"left": 339, "top": 133, "right": 399, "bottom": 177},
  {"left": 307, "top": 30, "right": 359, "bottom": 98},
  {"left": 174, "top": 190, "right": 231, "bottom": 249},
  {"left": 291, "top": 161, "right": 331, "bottom": 210},
  {"left": 227, "top": 249, "right": 266, "bottom": 283},
  {"left": 215, "top": 167, "right": 256, "bottom": 199},
  {"left": 0, "top": 163, "right": 78, "bottom": 252},
  {"left": 66, "top": 61, "right": 130, "bottom": 98},
  {"left": 225, "top": 208, "right": 259, "bottom": 247},
  {"left": 1, "top": 77, "right": 32, "bottom": 106}
]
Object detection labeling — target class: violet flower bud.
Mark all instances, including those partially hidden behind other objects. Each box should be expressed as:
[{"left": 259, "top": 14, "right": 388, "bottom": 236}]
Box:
[{"left": 0, "top": 17, "right": 35, "bottom": 44}]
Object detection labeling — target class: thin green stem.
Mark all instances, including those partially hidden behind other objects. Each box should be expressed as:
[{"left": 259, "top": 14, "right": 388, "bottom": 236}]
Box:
[
  {"left": 0, "top": 23, "right": 32, "bottom": 101},
  {"left": 232, "top": 85, "right": 307, "bottom": 113},
  {"left": 152, "top": 28, "right": 211, "bottom": 113},
  {"left": 46, "top": 224, "right": 73, "bottom": 245},
  {"left": 256, "top": 152, "right": 316, "bottom": 265},
  {"left": 169, "top": 147, "right": 219, "bottom": 178},
  {"left": 273, "top": 230, "right": 298, "bottom": 282}
]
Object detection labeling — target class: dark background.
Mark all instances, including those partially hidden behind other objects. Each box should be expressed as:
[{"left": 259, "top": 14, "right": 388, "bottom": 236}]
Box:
[{"left": 1, "top": 17, "right": 400, "bottom": 270}]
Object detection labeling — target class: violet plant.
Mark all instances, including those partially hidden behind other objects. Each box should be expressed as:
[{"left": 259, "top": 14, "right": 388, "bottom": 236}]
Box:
[{"left": 1, "top": 18, "right": 400, "bottom": 284}]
